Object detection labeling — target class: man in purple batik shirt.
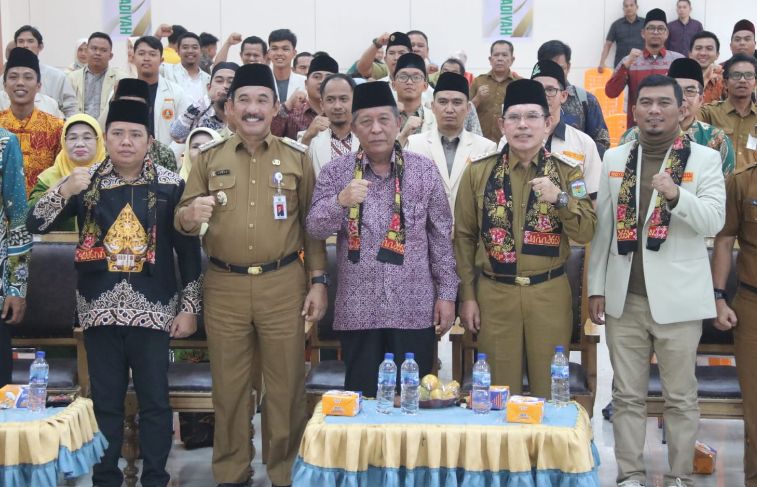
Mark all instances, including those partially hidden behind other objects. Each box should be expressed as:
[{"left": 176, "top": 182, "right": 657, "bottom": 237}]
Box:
[{"left": 307, "top": 81, "right": 458, "bottom": 397}]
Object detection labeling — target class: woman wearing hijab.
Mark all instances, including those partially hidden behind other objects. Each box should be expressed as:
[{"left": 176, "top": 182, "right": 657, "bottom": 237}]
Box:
[
  {"left": 28, "top": 114, "right": 106, "bottom": 231},
  {"left": 119, "top": 36, "right": 139, "bottom": 78},
  {"left": 63, "top": 38, "right": 89, "bottom": 76},
  {"left": 179, "top": 127, "right": 222, "bottom": 181}
]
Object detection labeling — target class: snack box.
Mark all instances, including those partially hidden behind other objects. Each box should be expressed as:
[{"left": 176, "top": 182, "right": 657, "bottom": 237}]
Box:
[
  {"left": 0, "top": 384, "right": 29, "bottom": 409},
  {"left": 506, "top": 395, "right": 545, "bottom": 424},
  {"left": 693, "top": 440, "right": 717, "bottom": 474},
  {"left": 322, "top": 390, "right": 363, "bottom": 417},
  {"left": 469, "top": 385, "right": 510, "bottom": 410}
]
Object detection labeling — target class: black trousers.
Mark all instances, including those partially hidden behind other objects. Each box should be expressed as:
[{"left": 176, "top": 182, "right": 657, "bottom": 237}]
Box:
[
  {"left": 0, "top": 317, "right": 11, "bottom": 388},
  {"left": 340, "top": 327, "right": 436, "bottom": 398},
  {"left": 84, "top": 326, "right": 172, "bottom": 487}
]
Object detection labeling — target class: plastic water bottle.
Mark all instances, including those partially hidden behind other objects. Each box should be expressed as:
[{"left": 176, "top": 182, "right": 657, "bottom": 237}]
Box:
[
  {"left": 400, "top": 353, "right": 419, "bottom": 415},
  {"left": 551, "top": 346, "right": 570, "bottom": 407},
  {"left": 471, "top": 353, "right": 491, "bottom": 415},
  {"left": 377, "top": 353, "right": 397, "bottom": 415},
  {"left": 28, "top": 351, "right": 49, "bottom": 413}
]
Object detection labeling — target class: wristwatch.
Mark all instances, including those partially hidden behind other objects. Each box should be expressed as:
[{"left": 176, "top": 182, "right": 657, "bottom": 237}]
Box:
[
  {"left": 714, "top": 288, "right": 728, "bottom": 301},
  {"left": 372, "top": 38, "right": 382, "bottom": 49},
  {"left": 553, "top": 191, "right": 569, "bottom": 209},
  {"left": 312, "top": 274, "right": 331, "bottom": 287}
]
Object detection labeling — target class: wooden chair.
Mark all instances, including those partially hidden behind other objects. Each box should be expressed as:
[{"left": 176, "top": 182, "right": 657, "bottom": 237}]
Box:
[
  {"left": 453, "top": 245, "right": 600, "bottom": 417},
  {"left": 646, "top": 247, "right": 742, "bottom": 420},
  {"left": 10, "top": 236, "right": 85, "bottom": 398}
]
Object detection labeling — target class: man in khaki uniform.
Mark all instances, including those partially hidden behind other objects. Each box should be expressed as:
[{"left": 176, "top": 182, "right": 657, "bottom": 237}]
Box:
[
  {"left": 711, "top": 163, "right": 757, "bottom": 487},
  {"left": 175, "top": 63, "right": 328, "bottom": 487},
  {"left": 470, "top": 40, "right": 522, "bottom": 143},
  {"left": 454, "top": 79, "right": 597, "bottom": 398},
  {"left": 698, "top": 53, "right": 757, "bottom": 170}
]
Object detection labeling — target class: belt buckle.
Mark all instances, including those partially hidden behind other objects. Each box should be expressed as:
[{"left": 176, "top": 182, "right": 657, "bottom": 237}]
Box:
[
  {"left": 248, "top": 266, "right": 263, "bottom": 275},
  {"left": 515, "top": 276, "right": 530, "bottom": 286}
]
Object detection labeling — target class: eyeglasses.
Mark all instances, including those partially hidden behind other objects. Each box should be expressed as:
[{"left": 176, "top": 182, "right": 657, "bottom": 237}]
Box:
[
  {"left": 543, "top": 87, "right": 563, "bottom": 98},
  {"left": 65, "top": 135, "right": 97, "bottom": 143},
  {"left": 682, "top": 87, "right": 702, "bottom": 98},
  {"left": 396, "top": 73, "right": 426, "bottom": 83},
  {"left": 645, "top": 26, "right": 668, "bottom": 33},
  {"left": 728, "top": 71, "right": 756, "bottom": 80},
  {"left": 503, "top": 112, "right": 546, "bottom": 124}
]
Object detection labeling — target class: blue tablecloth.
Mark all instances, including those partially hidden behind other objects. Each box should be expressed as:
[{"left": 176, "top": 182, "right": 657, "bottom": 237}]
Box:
[
  {"left": 293, "top": 400, "right": 600, "bottom": 487},
  {"left": 0, "top": 398, "right": 107, "bottom": 487}
]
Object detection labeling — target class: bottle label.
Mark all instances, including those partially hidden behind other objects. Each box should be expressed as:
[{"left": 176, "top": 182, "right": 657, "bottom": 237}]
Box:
[
  {"left": 551, "top": 365, "right": 569, "bottom": 379},
  {"left": 401, "top": 372, "right": 419, "bottom": 387},
  {"left": 472, "top": 371, "right": 491, "bottom": 387},
  {"left": 378, "top": 372, "right": 396, "bottom": 387}
]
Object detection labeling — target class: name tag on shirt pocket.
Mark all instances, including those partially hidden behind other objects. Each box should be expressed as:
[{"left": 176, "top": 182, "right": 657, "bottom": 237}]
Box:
[
  {"left": 208, "top": 174, "right": 236, "bottom": 211},
  {"left": 268, "top": 173, "right": 297, "bottom": 209}
]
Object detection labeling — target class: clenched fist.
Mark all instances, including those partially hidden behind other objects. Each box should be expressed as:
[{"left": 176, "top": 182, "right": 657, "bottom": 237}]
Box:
[
  {"left": 338, "top": 179, "right": 372, "bottom": 207},
  {"left": 59, "top": 166, "right": 92, "bottom": 199},
  {"left": 285, "top": 88, "right": 308, "bottom": 110},
  {"left": 226, "top": 33, "right": 242, "bottom": 46},
  {"left": 154, "top": 24, "right": 173, "bottom": 39},
  {"left": 302, "top": 116, "right": 330, "bottom": 145},
  {"left": 183, "top": 196, "right": 216, "bottom": 225},
  {"left": 624, "top": 48, "right": 643, "bottom": 68},
  {"left": 400, "top": 116, "right": 424, "bottom": 137}
]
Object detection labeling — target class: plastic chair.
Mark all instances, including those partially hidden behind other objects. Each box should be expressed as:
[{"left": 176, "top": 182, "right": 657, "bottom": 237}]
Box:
[
  {"left": 583, "top": 68, "right": 613, "bottom": 93},
  {"left": 590, "top": 87, "right": 625, "bottom": 117},
  {"left": 605, "top": 113, "right": 627, "bottom": 148}
]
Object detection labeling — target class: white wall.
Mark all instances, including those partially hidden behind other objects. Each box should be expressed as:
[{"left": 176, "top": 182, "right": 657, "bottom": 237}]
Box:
[{"left": 2, "top": 0, "right": 756, "bottom": 87}]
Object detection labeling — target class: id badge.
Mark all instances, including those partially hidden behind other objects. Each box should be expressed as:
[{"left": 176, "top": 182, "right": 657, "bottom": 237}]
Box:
[
  {"left": 747, "top": 133, "right": 757, "bottom": 151},
  {"left": 273, "top": 194, "right": 287, "bottom": 219}
]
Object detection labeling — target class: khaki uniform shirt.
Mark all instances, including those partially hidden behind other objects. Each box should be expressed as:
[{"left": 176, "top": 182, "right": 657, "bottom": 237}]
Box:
[
  {"left": 698, "top": 99, "right": 757, "bottom": 171},
  {"left": 175, "top": 132, "right": 327, "bottom": 271},
  {"left": 718, "top": 163, "right": 757, "bottom": 288},
  {"left": 454, "top": 150, "right": 597, "bottom": 301},
  {"left": 470, "top": 70, "right": 522, "bottom": 143}
]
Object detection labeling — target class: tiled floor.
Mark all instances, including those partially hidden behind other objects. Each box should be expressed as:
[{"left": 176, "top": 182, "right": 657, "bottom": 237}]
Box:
[{"left": 73, "top": 329, "right": 747, "bottom": 487}]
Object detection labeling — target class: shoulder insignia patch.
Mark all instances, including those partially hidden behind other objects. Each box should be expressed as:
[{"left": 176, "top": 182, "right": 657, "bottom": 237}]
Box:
[
  {"left": 470, "top": 150, "right": 500, "bottom": 163},
  {"left": 199, "top": 138, "right": 226, "bottom": 152},
  {"left": 282, "top": 136, "right": 308, "bottom": 153},
  {"left": 551, "top": 152, "right": 580, "bottom": 167}
]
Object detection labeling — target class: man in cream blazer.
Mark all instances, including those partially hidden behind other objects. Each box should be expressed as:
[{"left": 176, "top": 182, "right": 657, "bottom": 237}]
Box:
[
  {"left": 588, "top": 75, "right": 725, "bottom": 487},
  {"left": 67, "top": 33, "right": 125, "bottom": 119},
  {"left": 406, "top": 72, "right": 496, "bottom": 217}
]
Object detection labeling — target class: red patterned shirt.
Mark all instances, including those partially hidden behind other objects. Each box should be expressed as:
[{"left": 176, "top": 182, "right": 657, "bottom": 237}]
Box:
[{"left": 330, "top": 130, "right": 353, "bottom": 159}]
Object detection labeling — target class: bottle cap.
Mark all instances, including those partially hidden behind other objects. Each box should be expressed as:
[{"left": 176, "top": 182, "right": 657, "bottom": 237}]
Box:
[
  {"left": 555, "top": 346, "right": 564, "bottom": 353},
  {"left": 477, "top": 353, "right": 486, "bottom": 361},
  {"left": 385, "top": 353, "right": 394, "bottom": 360},
  {"left": 36, "top": 351, "right": 45, "bottom": 358},
  {"left": 405, "top": 353, "right": 414, "bottom": 359}
]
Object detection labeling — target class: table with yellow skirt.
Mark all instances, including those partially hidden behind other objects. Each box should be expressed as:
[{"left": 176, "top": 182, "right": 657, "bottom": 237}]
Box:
[
  {"left": 0, "top": 398, "right": 108, "bottom": 487},
  {"left": 293, "top": 399, "right": 600, "bottom": 487}
]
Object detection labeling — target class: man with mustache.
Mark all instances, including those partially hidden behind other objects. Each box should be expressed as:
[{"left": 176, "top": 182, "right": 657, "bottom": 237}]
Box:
[
  {"left": 161, "top": 32, "right": 211, "bottom": 105},
  {"left": 606, "top": 8, "right": 684, "bottom": 129},
  {"left": 306, "top": 81, "right": 457, "bottom": 401},
  {"left": 590, "top": 74, "right": 725, "bottom": 487},
  {"left": 176, "top": 63, "right": 327, "bottom": 487},
  {"left": 170, "top": 62, "right": 238, "bottom": 144},
  {"left": 305, "top": 73, "right": 358, "bottom": 177},
  {"left": 454, "top": 79, "right": 596, "bottom": 400},
  {"left": 470, "top": 40, "right": 522, "bottom": 143},
  {"left": 698, "top": 53, "right": 757, "bottom": 170}
]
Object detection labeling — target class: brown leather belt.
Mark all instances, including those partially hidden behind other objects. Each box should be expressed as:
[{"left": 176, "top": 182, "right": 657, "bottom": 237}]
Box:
[
  {"left": 210, "top": 252, "right": 299, "bottom": 275},
  {"left": 483, "top": 266, "right": 565, "bottom": 286}
]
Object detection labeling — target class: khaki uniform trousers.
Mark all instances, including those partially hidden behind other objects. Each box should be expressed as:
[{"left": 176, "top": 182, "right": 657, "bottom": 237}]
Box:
[
  {"left": 204, "top": 259, "right": 308, "bottom": 486},
  {"left": 476, "top": 273, "right": 572, "bottom": 399},
  {"left": 733, "top": 287, "right": 757, "bottom": 487},
  {"left": 606, "top": 292, "right": 701, "bottom": 487}
]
